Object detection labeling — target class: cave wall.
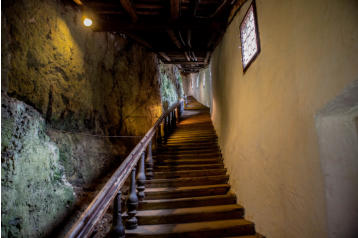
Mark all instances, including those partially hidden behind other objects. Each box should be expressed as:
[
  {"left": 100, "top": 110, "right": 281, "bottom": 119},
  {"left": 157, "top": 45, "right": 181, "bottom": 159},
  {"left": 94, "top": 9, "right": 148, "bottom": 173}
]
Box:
[
  {"left": 2, "top": 0, "right": 162, "bottom": 136},
  {"left": 1, "top": 0, "right": 181, "bottom": 237}
]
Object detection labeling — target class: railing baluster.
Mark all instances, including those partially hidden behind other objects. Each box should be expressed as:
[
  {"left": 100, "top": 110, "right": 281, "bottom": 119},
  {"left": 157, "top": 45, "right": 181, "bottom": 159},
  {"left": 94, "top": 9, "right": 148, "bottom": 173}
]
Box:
[
  {"left": 173, "top": 110, "right": 177, "bottom": 128},
  {"left": 137, "top": 152, "right": 146, "bottom": 201},
  {"left": 145, "top": 140, "right": 153, "bottom": 180},
  {"left": 164, "top": 116, "right": 168, "bottom": 142},
  {"left": 157, "top": 123, "right": 162, "bottom": 145},
  {"left": 168, "top": 113, "right": 172, "bottom": 132},
  {"left": 65, "top": 100, "right": 183, "bottom": 238},
  {"left": 110, "top": 191, "right": 125, "bottom": 238},
  {"left": 126, "top": 169, "right": 138, "bottom": 229}
]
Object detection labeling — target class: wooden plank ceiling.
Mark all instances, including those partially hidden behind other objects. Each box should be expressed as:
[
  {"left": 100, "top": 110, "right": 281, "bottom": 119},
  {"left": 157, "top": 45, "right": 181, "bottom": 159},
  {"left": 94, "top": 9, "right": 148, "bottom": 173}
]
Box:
[{"left": 74, "top": 0, "right": 244, "bottom": 73}]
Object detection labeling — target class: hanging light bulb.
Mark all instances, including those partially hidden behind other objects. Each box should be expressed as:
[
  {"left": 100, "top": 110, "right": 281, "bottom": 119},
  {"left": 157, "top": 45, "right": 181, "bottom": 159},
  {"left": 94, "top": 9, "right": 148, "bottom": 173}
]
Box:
[{"left": 83, "top": 17, "right": 93, "bottom": 27}]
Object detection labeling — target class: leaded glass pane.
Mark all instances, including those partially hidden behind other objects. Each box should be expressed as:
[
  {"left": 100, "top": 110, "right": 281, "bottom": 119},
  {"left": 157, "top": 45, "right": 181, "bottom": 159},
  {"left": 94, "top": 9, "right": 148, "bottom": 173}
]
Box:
[{"left": 240, "top": 3, "right": 260, "bottom": 71}]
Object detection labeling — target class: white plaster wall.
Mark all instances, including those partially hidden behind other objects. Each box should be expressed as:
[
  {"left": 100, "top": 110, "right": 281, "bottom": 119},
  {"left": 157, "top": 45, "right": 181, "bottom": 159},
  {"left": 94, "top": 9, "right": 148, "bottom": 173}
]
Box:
[
  {"left": 184, "top": 67, "right": 213, "bottom": 108},
  {"left": 209, "top": 0, "right": 358, "bottom": 237},
  {"left": 316, "top": 81, "right": 358, "bottom": 238}
]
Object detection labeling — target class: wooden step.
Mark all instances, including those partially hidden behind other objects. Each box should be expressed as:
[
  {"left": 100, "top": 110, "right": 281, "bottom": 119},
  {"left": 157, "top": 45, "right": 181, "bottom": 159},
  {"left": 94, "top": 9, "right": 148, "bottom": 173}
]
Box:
[
  {"left": 154, "top": 154, "right": 221, "bottom": 160},
  {"left": 153, "top": 168, "right": 227, "bottom": 179},
  {"left": 154, "top": 163, "right": 224, "bottom": 171},
  {"left": 158, "top": 146, "right": 220, "bottom": 152},
  {"left": 146, "top": 175, "right": 229, "bottom": 188},
  {"left": 166, "top": 139, "right": 218, "bottom": 143},
  {"left": 145, "top": 184, "right": 230, "bottom": 199},
  {"left": 155, "top": 154, "right": 222, "bottom": 160},
  {"left": 171, "top": 131, "right": 216, "bottom": 135},
  {"left": 170, "top": 135, "right": 216, "bottom": 138},
  {"left": 125, "top": 219, "right": 255, "bottom": 237},
  {"left": 158, "top": 150, "right": 221, "bottom": 156},
  {"left": 133, "top": 204, "right": 244, "bottom": 225},
  {"left": 165, "top": 138, "right": 218, "bottom": 143},
  {"left": 139, "top": 193, "right": 237, "bottom": 210},
  {"left": 154, "top": 158, "right": 222, "bottom": 166}
]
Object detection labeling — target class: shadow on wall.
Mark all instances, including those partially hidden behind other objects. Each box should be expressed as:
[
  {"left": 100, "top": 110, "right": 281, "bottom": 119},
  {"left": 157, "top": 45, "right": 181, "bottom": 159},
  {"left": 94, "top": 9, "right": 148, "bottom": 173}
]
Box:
[{"left": 315, "top": 80, "right": 358, "bottom": 238}]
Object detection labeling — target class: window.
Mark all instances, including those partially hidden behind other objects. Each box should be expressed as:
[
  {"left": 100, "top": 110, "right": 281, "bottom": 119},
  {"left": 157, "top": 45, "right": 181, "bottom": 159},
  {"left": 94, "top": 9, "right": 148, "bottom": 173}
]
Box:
[{"left": 240, "top": 1, "right": 260, "bottom": 72}]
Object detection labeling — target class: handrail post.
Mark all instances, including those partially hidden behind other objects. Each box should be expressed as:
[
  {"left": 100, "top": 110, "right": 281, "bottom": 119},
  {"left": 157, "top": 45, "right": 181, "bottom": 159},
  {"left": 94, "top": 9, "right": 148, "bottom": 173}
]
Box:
[
  {"left": 145, "top": 140, "right": 153, "bottom": 180},
  {"left": 110, "top": 191, "right": 125, "bottom": 238},
  {"left": 173, "top": 110, "right": 177, "bottom": 128},
  {"left": 180, "top": 101, "right": 184, "bottom": 116},
  {"left": 176, "top": 106, "right": 180, "bottom": 123},
  {"left": 164, "top": 116, "right": 168, "bottom": 143},
  {"left": 168, "top": 113, "right": 172, "bottom": 132},
  {"left": 157, "top": 123, "right": 162, "bottom": 145},
  {"left": 126, "top": 169, "right": 138, "bottom": 229},
  {"left": 137, "top": 152, "right": 146, "bottom": 201}
]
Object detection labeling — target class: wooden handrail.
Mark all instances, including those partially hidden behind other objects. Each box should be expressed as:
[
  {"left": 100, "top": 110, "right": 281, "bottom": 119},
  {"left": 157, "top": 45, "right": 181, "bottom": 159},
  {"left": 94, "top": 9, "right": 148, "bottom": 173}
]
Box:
[{"left": 66, "top": 100, "right": 184, "bottom": 238}]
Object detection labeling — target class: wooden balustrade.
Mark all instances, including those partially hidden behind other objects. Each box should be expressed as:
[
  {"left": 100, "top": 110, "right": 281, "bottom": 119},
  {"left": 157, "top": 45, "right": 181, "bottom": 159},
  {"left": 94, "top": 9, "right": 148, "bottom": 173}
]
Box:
[{"left": 65, "top": 100, "right": 184, "bottom": 238}]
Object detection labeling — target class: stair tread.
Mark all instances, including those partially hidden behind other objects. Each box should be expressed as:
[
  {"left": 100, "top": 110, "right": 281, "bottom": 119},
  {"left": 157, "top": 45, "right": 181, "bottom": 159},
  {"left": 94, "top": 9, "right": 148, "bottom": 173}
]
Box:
[
  {"left": 154, "top": 155, "right": 222, "bottom": 159},
  {"left": 154, "top": 158, "right": 222, "bottom": 165},
  {"left": 126, "top": 219, "right": 254, "bottom": 236},
  {"left": 147, "top": 175, "right": 228, "bottom": 184},
  {"left": 155, "top": 158, "right": 222, "bottom": 162},
  {"left": 146, "top": 184, "right": 230, "bottom": 193},
  {"left": 140, "top": 193, "right": 235, "bottom": 204},
  {"left": 155, "top": 164, "right": 223, "bottom": 168},
  {"left": 153, "top": 168, "right": 227, "bottom": 178},
  {"left": 136, "top": 204, "right": 243, "bottom": 217}
]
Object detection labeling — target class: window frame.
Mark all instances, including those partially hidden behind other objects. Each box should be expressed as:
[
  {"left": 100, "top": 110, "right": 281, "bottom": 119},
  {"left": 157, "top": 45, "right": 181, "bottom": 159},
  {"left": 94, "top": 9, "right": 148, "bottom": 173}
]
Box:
[{"left": 239, "top": 0, "right": 261, "bottom": 72}]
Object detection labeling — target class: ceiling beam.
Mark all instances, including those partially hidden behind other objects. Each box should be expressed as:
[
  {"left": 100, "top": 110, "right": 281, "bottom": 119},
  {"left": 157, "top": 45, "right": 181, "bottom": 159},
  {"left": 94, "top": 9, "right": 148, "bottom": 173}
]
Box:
[
  {"left": 184, "top": 52, "right": 191, "bottom": 61},
  {"left": 192, "top": 0, "right": 201, "bottom": 16},
  {"left": 123, "top": 32, "right": 171, "bottom": 61},
  {"left": 204, "top": 51, "right": 211, "bottom": 64},
  {"left": 209, "top": 0, "right": 228, "bottom": 18},
  {"left": 159, "top": 52, "right": 171, "bottom": 62},
  {"left": 187, "top": 30, "right": 192, "bottom": 48},
  {"left": 95, "top": 20, "right": 211, "bottom": 32},
  {"left": 167, "top": 30, "right": 182, "bottom": 49},
  {"left": 119, "top": 0, "right": 138, "bottom": 22},
  {"left": 170, "top": 0, "right": 180, "bottom": 20}
]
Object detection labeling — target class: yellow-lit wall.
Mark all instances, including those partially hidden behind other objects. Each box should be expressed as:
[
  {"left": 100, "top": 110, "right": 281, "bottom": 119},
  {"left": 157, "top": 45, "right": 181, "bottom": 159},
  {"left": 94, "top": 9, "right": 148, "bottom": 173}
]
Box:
[{"left": 205, "top": 0, "right": 358, "bottom": 237}]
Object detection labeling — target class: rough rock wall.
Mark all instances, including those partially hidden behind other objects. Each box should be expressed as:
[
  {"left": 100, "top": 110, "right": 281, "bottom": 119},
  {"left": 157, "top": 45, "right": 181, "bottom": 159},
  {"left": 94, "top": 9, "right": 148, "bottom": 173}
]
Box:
[
  {"left": 1, "top": 94, "right": 74, "bottom": 238},
  {"left": 159, "top": 64, "right": 184, "bottom": 110},
  {"left": 1, "top": 0, "right": 165, "bottom": 237},
  {"left": 2, "top": 0, "right": 162, "bottom": 136}
]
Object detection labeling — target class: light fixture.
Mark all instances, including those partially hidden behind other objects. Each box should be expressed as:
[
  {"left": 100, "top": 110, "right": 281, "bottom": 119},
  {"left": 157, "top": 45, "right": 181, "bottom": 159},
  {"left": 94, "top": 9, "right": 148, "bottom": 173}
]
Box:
[{"left": 83, "top": 17, "right": 93, "bottom": 27}]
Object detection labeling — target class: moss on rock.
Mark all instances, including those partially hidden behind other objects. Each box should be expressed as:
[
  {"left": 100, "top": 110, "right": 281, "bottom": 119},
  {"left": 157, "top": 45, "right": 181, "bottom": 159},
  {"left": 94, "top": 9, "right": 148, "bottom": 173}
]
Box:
[
  {"left": 159, "top": 64, "right": 184, "bottom": 110},
  {"left": 1, "top": 94, "right": 74, "bottom": 238}
]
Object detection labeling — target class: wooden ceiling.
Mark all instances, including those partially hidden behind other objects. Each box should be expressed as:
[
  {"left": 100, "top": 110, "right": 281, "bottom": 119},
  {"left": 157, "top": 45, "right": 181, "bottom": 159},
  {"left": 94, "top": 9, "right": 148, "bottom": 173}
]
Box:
[{"left": 73, "top": 0, "right": 245, "bottom": 73}]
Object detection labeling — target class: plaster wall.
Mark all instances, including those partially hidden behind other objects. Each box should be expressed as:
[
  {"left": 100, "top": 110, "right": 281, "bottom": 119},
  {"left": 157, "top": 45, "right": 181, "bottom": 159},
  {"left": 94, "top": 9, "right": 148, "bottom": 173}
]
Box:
[
  {"left": 184, "top": 67, "right": 212, "bottom": 108},
  {"left": 208, "top": 0, "right": 358, "bottom": 237},
  {"left": 315, "top": 81, "right": 358, "bottom": 238}
]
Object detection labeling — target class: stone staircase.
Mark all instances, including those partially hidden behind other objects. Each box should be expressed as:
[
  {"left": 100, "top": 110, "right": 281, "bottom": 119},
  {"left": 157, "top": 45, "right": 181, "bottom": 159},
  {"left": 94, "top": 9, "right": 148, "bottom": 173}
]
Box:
[{"left": 125, "top": 98, "right": 263, "bottom": 238}]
